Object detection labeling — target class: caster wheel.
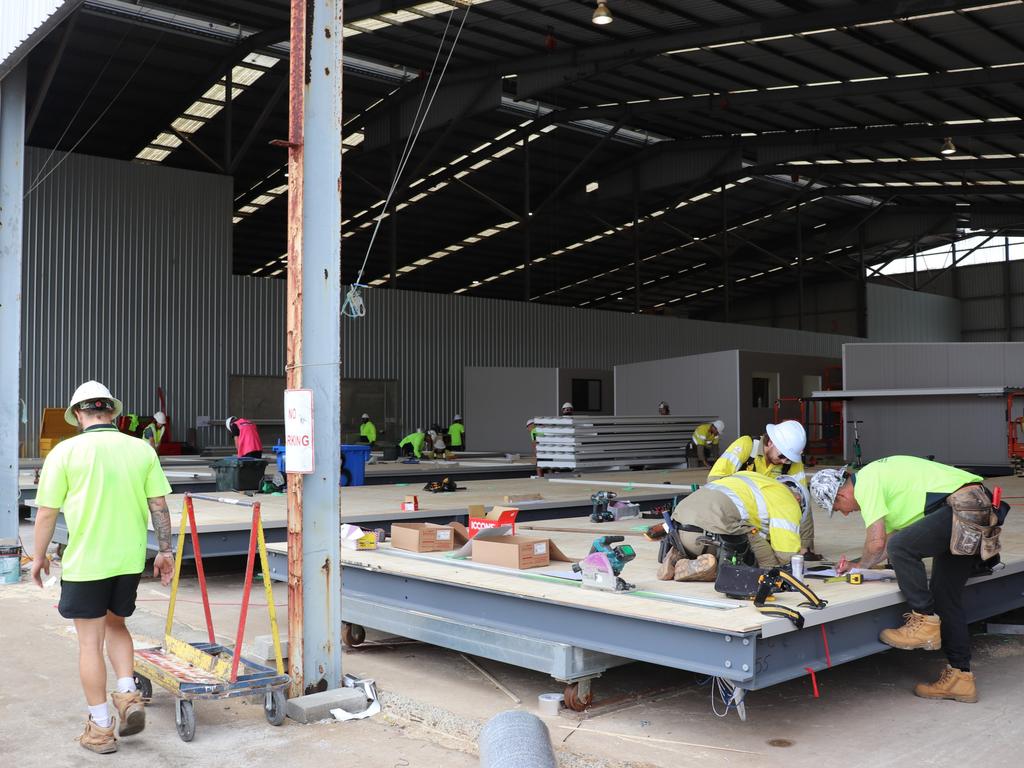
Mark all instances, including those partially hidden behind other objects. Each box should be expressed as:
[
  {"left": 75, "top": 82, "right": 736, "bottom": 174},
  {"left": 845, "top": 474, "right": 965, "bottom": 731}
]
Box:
[
  {"left": 563, "top": 682, "right": 593, "bottom": 712},
  {"left": 342, "top": 623, "right": 366, "bottom": 647},
  {"left": 175, "top": 699, "right": 196, "bottom": 742},
  {"left": 265, "top": 688, "right": 287, "bottom": 726},
  {"left": 134, "top": 673, "right": 153, "bottom": 701}
]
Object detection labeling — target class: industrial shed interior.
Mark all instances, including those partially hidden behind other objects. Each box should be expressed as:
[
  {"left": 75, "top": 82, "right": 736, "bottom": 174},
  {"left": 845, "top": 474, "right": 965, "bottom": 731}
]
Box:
[{"left": 3, "top": 0, "right": 1024, "bottom": 765}]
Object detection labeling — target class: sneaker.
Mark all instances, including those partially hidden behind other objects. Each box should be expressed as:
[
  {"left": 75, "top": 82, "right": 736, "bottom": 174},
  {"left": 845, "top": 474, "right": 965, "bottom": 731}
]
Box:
[
  {"left": 111, "top": 690, "right": 146, "bottom": 736},
  {"left": 880, "top": 611, "right": 942, "bottom": 651},
  {"left": 79, "top": 717, "right": 117, "bottom": 754},
  {"left": 674, "top": 553, "right": 718, "bottom": 582},
  {"left": 914, "top": 665, "right": 977, "bottom": 703}
]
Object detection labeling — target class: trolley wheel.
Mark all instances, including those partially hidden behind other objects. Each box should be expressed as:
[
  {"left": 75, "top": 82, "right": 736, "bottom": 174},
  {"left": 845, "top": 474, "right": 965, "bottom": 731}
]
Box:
[
  {"left": 134, "top": 673, "right": 153, "bottom": 702},
  {"left": 563, "top": 682, "right": 593, "bottom": 712},
  {"left": 175, "top": 699, "right": 196, "bottom": 742},
  {"left": 265, "top": 688, "right": 287, "bottom": 726},
  {"left": 342, "top": 622, "right": 366, "bottom": 647}
]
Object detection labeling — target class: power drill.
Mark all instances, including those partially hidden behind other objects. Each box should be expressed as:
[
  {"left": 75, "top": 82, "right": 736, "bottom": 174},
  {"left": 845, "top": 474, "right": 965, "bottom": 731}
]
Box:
[{"left": 590, "top": 490, "right": 617, "bottom": 523}]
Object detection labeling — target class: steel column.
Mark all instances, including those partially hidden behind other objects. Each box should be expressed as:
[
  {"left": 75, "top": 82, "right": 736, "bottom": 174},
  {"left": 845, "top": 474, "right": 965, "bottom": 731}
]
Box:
[
  {"left": 721, "top": 184, "right": 729, "bottom": 322},
  {"left": 523, "top": 137, "right": 531, "bottom": 301},
  {"left": 0, "top": 65, "right": 26, "bottom": 541},
  {"left": 633, "top": 175, "right": 640, "bottom": 314},
  {"left": 796, "top": 202, "right": 804, "bottom": 331},
  {"left": 1005, "top": 236, "right": 1013, "bottom": 341},
  {"left": 286, "top": 0, "right": 344, "bottom": 696},
  {"left": 857, "top": 227, "right": 868, "bottom": 337}
]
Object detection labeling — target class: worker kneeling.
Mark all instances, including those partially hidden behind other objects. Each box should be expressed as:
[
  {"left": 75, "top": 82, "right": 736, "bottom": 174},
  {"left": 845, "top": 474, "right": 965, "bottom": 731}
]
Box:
[{"left": 661, "top": 472, "right": 804, "bottom": 582}]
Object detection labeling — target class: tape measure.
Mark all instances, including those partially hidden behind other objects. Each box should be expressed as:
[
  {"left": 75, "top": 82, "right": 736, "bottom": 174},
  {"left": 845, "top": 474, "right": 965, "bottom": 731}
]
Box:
[{"left": 824, "top": 573, "right": 863, "bottom": 585}]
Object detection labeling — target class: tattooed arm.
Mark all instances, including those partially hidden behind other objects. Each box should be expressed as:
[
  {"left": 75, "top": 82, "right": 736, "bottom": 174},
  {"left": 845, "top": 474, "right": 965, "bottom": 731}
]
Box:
[{"left": 148, "top": 496, "right": 175, "bottom": 585}]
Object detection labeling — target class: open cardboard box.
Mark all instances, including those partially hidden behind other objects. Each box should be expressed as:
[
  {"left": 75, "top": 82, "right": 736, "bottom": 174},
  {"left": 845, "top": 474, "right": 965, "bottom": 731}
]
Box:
[
  {"left": 455, "top": 526, "right": 576, "bottom": 570},
  {"left": 467, "top": 504, "right": 518, "bottom": 537}
]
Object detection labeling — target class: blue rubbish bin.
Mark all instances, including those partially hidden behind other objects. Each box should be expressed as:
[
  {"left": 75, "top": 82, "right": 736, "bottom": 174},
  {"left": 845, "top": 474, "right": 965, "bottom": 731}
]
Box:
[
  {"left": 340, "top": 444, "right": 371, "bottom": 487},
  {"left": 271, "top": 443, "right": 287, "bottom": 473}
]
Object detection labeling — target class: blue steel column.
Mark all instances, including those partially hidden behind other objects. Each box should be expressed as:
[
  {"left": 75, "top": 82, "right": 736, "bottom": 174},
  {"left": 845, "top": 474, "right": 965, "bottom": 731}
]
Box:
[
  {"left": 0, "top": 65, "right": 27, "bottom": 542},
  {"left": 286, "top": 0, "right": 343, "bottom": 694}
]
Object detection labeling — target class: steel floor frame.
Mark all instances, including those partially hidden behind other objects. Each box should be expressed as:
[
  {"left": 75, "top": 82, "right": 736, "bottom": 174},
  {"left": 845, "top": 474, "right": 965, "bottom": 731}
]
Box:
[{"left": 327, "top": 560, "right": 1024, "bottom": 712}]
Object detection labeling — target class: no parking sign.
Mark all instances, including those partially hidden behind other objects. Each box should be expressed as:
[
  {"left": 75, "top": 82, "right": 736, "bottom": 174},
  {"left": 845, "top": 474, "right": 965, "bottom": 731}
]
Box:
[{"left": 283, "top": 389, "right": 314, "bottom": 474}]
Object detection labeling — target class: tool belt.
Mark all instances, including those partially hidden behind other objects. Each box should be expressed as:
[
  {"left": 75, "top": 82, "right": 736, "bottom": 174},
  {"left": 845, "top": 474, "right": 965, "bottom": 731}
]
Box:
[
  {"left": 947, "top": 485, "right": 1006, "bottom": 559},
  {"left": 715, "top": 564, "right": 827, "bottom": 629},
  {"left": 423, "top": 477, "right": 461, "bottom": 493}
]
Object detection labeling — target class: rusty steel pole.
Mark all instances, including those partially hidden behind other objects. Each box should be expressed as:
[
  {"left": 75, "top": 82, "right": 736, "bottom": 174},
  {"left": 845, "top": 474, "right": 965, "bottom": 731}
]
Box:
[{"left": 286, "top": 0, "right": 344, "bottom": 697}]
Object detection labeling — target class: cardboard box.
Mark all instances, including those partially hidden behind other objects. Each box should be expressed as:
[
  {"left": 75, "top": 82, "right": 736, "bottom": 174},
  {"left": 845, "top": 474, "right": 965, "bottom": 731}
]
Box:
[
  {"left": 467, "top": 504, "right": 519, "bottom": 537},
  {"left": 401, "top": 495, "right": 419, "bottom": 512},
  {"left": 471, "top": 535, "right": 550, "bottom": 569},
  {"left": 391, "top": 522, "right": 455, "bottom": 553},
  {"left": 340, "top": 524, "right": 378, "bottom": 551}
]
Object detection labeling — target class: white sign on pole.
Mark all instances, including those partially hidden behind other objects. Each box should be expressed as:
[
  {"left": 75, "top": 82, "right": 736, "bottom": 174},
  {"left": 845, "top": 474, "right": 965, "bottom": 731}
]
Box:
[{"left": 283, "top": 389, "right": 315, "bottom": 474}]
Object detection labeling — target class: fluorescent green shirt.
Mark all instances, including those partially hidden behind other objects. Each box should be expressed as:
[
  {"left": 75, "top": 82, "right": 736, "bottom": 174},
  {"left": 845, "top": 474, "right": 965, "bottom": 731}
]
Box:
[
  {"left": 693, "top": 423, "right": 720, "bottom": 446},
  {"left": 359, "top": 421, "right": 377, "bottom": 443},
  {"left": 141, "top": 423, "right": 165, "bottom": 448},
  {"left": 448, "top": 422, "right": 465, "bottom": 447},
  {"left": 36, "top": 424, "right": 172, "bottom": 581},
  {"left": 399, "top": 432, "right": 425, "bottom": 458},
  {"left": 854, "top": 455, "right": 982, "bottom": 534}
]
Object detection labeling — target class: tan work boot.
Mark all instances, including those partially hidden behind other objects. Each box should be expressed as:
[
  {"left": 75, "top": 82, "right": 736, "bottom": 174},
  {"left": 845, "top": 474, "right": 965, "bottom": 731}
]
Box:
[
  {"left": 656, "top": 548, "right": 683, "bottom": 580},
  {"left": 111, "top": 690, "right": 146, "bottom": 736},
  {"left": 914, "top": 665, "right": 977, "bottom": 703},
  {"left": 78, "top": 717, "right": 117, "bottom": 754},
  {"left": 674, "top": 553, "right": 718, "bottom": 582},
  {"left": 880, "top": 611, "right": 941, "bottom": 651}
]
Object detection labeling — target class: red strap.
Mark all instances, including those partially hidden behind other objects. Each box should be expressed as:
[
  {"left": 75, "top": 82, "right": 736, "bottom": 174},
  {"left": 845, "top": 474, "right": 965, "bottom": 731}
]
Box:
[
  {"left": 804, "top": 666, "right": 820, "bottom": 698},
  {"left": 821, "top": 624, "right": 832, "bottom": 668}
]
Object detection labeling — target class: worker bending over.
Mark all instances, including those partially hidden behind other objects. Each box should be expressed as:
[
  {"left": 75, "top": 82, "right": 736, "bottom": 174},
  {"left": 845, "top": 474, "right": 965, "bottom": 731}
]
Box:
[
  {"left": 690, "top": 420, "right": 724, "bottom": 467},
  {"left": 709, "top": 420, "right": 816, "bottom": 555},
  {"left": 448, "top": 415, "right": 465, "bottom": 450},
  {"left": 141, "top": 411, "right": 166, "bottom": 451},
  {"left": 226, "top": 416, "right": 262, "bottom": 458},
  {"left": 812, "top": 456, "right": 1004, "bottom": 703},
  {"left": 358, "top": 413, "right": 377, "bottom": 448},
  {"left": 399, "top": 428, "right": 426, "bottom": 459},
  {"left": 659, "top": 472, "right": 804, "bottom": 581}
]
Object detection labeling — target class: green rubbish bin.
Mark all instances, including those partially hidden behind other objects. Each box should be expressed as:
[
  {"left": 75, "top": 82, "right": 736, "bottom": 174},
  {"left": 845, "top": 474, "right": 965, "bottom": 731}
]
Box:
[{"left": 211, "top": 457, "right": 269, "bottom": 491}]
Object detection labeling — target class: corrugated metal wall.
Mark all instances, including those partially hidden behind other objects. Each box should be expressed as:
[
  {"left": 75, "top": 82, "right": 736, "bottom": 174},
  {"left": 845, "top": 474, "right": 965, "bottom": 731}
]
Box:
[
  {"left": 865, "top": 284, "right": 961, "bottom": 342},
  {"left": 910, "top": 259, "right": 1024, "bottom": 343},
  {"left": 0, "top": 0, "right": 73, "bottom": 78},
  {"left": 21, "top": 148, "right": 283, "bottom": 454}
]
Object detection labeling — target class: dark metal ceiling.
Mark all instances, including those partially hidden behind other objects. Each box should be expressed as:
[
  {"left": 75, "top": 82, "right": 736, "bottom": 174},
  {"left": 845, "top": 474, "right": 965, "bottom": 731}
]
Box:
[{"left": 21, "top": 0, "right": 1024, "bottom": 320}]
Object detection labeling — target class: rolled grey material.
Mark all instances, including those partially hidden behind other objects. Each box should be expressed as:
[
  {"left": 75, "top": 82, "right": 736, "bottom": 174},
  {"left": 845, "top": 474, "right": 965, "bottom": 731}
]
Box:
[{"left": 479, "top": 711, "right": 557, "bottom": 768}]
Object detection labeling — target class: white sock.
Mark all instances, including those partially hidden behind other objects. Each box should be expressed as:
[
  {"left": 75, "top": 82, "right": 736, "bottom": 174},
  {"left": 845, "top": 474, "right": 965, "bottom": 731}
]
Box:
[
  {"left": 89, "top": 703, "right": 112, "bottom": 728},
  {"left": 116, "top": 676, "right": 137, "bottom": 693}
]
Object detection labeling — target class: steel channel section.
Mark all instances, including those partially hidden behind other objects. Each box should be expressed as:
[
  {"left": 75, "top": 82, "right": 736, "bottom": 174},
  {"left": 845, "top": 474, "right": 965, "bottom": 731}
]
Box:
[
  {"left": 334, "top": 565, "right": 1024, "bottom": 692},
  {"left": 292, "top": 0, "right": 344, "bottom": 692},
  {"left": 0, "top": 63, "right": 26, "bottom": 542}
]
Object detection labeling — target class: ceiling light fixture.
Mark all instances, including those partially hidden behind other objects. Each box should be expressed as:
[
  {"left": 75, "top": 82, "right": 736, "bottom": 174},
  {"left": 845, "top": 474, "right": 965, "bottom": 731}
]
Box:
[
  {"left": 940, "top": 136, "right": 957, "bottom": 155},
  {"left": 592, "top": 0, "right": 613, "bottom": 25}
]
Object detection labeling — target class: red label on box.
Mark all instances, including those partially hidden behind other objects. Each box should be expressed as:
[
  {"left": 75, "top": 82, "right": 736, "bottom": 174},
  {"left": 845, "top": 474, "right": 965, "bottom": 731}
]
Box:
[{"left": 468, "top": 507, "right": 518, "bottom": 538}]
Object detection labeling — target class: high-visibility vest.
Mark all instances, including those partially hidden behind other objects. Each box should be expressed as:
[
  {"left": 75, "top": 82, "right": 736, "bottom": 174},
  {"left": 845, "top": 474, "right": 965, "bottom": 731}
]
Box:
[
  {"left": 710, "top": 436, "right": 807, "bottom": 489},
  {"left": 703, "top": 471, "right": 802, "bottom": 553},
  {"left": 359, "top": 421, "right": 377, "bottom": 443},
  {"left": 692, "top": 423, "right": 720, "bottom": 446},
  {"left": 235, "top": 418, "right": 262, "bottom": 456},
  {"left": 142, "top": 424, "right": 165, "bottom": 449},
  {"left": 399, "top": 432, "right": 425, "bottom": 458}
]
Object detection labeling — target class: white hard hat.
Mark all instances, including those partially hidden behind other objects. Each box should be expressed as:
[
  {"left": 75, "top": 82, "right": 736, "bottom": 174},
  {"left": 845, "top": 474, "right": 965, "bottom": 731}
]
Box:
[
  {"left": 712, "top": 420, "right": 725, "bottom": 433},
  {"left": 562, "top": 402, "right": 573, "bottom": 410},
  {"left": 225, "top": 417, "right": 235, "bottom": 431},
  {"left": 810, "top": 468, "right": 847, "bottom": 518},
  {"left": 658, "top": 401, "right": 669, "bottom": 409},
  {"left": 64, "top": 380, "right": 123, "bottom": 426},
  {"left": 765, "top": 420, "right": 806, "bottom": 464},
  {"left": 153, "top": 411, "right": 167, "bottom": 425},
  {"left": 417, "top": 427, "right": 424, "bottom": 433},
  {"left": 454, "top": 414, "right": 462, "bottom": 420},
  {"left": 361, "top": 413, "right": 369, "bottom": 419}
]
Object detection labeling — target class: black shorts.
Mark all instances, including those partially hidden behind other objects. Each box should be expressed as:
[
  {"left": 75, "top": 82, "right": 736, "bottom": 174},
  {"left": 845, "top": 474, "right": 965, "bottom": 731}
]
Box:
[{"left": 58, "top": 573, "right": 143, "bottom": 620}]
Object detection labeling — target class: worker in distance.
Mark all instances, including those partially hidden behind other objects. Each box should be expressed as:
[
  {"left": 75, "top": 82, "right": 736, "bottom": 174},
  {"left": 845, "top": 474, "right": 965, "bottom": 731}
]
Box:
[{"left": 690, "top": 419, "right": 724, "bottom": 467}]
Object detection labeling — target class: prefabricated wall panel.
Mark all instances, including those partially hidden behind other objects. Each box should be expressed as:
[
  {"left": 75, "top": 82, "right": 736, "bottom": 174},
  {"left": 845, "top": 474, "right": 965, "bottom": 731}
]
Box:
[
  {"left": 736, "top": 352, "right": 840, "bottom": 440},
  {"left": 614, "top": 351, "right": 741, "bottom": 445},
  {"left": 842, "top": 343, "right": 1024, "bottom": 467},
  {"left": 557, "top": 368, "right": 614, "bottom": 416},
  {"left": 464, "top": 367, "right": 557, "bottom": 453}
]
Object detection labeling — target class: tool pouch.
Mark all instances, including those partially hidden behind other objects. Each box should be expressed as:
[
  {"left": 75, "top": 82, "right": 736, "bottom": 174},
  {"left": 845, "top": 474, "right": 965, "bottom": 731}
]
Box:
[
  {"left": 980, "top": 523, "right": 1002, "bottom": 561},
  {"left": 947, "top": 485, "right": 994, "bottom": 556}
]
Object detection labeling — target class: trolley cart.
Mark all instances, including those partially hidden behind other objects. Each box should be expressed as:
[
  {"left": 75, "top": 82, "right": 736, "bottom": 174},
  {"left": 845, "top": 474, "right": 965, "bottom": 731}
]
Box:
[{"left": 133, "top": 493, "right": 289, "bottom": 742}]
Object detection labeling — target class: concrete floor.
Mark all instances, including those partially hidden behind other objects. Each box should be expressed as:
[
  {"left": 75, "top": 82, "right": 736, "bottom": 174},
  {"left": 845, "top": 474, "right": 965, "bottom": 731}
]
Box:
[{"left": 6, "top": 519, "right": 1024, "bottom": 767}]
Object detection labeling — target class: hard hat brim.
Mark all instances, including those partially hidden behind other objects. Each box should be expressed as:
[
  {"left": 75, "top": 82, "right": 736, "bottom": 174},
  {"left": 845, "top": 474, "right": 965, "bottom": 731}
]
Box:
[
  {"left": 765, "top": 422, "right": 803, "bottom": 464},
  {"left": 64, "top": 396, "right": 123, "bottom": 427}
]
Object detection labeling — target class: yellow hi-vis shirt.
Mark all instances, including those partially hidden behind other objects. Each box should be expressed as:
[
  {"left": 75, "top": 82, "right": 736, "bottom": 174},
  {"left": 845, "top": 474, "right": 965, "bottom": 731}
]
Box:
[
  {"left": 36, "top": 424, "right": 172, "bottom": 581},
  {"left": 399, "top": 431, "right": 425, "bottom": 458},
  {"left": 141, "top": 423, "right": 165, "bottom": 449},
  {"left": 709, "top": 435, "right": 807, "bottom": 488},
  {"left": 359, "top": 420, "right": 377, "bottom": 443},
  {"left": 703, "top": 472, "right": 803, "bottom": 553},
  {"left": 448, "top": 422, "right": 465, "bottom": 448},
  {"left": 692, "top": 423, "right": 720, "bottom": 447}
]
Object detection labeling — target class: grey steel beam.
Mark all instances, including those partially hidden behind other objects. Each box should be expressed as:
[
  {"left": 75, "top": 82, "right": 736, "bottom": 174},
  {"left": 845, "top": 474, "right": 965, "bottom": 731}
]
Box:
[
  {"left": 230, "top": 76, "right": 289, "bottom": 174},
  {"left": 287, "top": 0, "right": 344, "bottom": 695},
  {"left": 755, "top": 158, "right": 1024, "bottom": 177},
  {"left": 551, "top": 66, "right": 1024, "bottom": 124},
  {"left": 26, "top": 11, "right": 78, "bottom": 136},
  {"left": 0, "top": 64, "right": 27, "bottom": 541},
  {"left": 818, "top": 185, "right": 1024, "bottom": 197}
]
